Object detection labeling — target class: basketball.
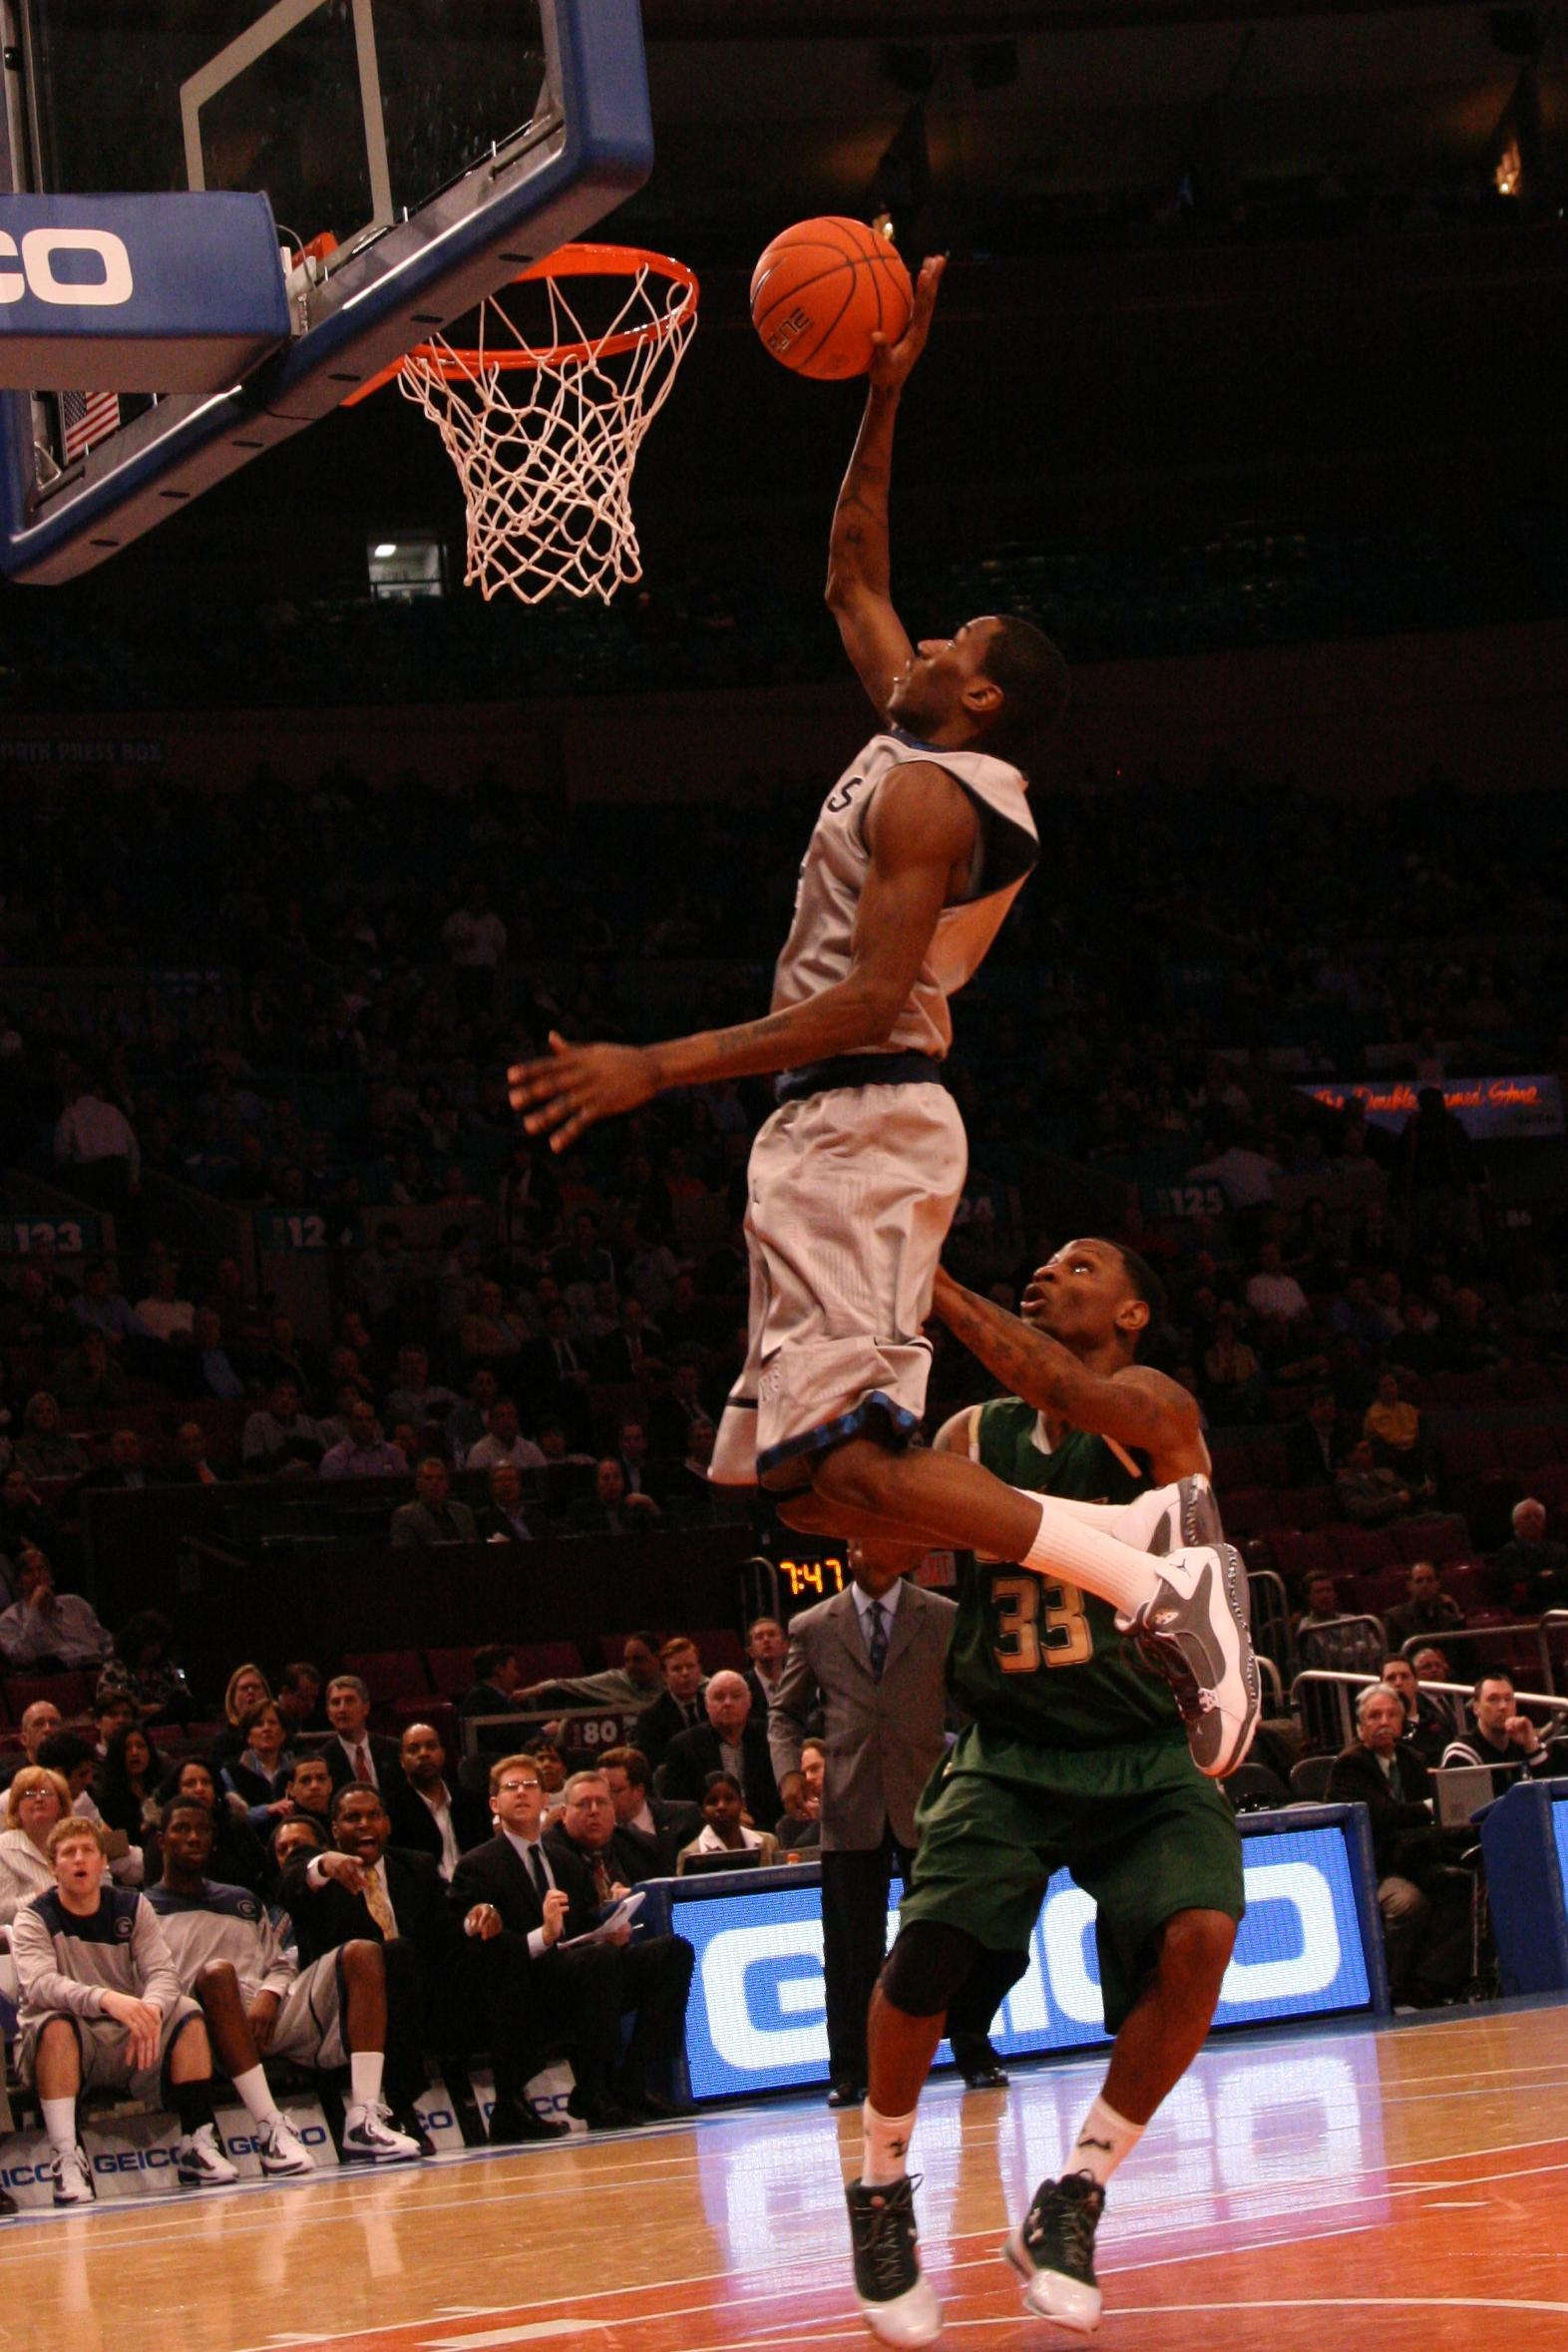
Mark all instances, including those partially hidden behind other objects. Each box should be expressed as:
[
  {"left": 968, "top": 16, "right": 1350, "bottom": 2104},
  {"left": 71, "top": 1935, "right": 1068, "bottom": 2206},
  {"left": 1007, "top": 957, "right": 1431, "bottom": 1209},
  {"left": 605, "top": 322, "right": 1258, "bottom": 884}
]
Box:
[{"left": 750, "top": 216, "right": 914, "bottom": 381}]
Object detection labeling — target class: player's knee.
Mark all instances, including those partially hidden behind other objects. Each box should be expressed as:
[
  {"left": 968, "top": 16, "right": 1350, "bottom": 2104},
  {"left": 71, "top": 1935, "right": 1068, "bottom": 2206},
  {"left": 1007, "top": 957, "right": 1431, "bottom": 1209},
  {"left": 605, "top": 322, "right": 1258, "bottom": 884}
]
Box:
[
  {"left": 776, "top": 1491, "right": 839, "bottom": 1535},
  {"left": 879, "top": 1922, "right": 982, "bottom": 2020},
  {"left": 813, "top": 1437, "right": 899, "bottom": 1517},
  {"left": 1156, "top": 1907, "right": 1235, "bottom": 1993},
  {"left": 341, "top": 1937, "right": 383, "bottom": 1984},
  {"left": 195, "top": 1957, "right": 239, "bottom": 1999}
]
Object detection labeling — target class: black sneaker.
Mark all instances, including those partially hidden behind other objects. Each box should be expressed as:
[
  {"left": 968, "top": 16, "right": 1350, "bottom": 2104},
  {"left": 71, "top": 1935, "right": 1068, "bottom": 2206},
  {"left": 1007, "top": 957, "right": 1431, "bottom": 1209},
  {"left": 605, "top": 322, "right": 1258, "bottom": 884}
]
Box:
[
  {"left": 1124, "top": 1541, "right": 1261, "bottom": 1778},
  {"left": 845, "top": 2174, "right": 942, "bottom": 2347},
  {"left": 951, "top": 2032, "right": 1008, "bottom": 2091},
  {"left": 1003, "top": 2171, "right": 1105, "bottom": 2334},
  {"left": 488, "top": 2099, "right": 570, "bottom": 2145}
]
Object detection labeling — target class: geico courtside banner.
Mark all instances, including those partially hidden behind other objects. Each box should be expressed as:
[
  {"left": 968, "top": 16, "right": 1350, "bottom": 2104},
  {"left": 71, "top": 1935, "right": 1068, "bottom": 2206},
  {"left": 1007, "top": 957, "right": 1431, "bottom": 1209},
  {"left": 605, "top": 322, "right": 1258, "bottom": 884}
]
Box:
[
  {"left": 0, "top": 192, "right": 288, "bottom": 392},
  {"left": 675, "top": 1823, "right": 1379, "bottom": 2103}
]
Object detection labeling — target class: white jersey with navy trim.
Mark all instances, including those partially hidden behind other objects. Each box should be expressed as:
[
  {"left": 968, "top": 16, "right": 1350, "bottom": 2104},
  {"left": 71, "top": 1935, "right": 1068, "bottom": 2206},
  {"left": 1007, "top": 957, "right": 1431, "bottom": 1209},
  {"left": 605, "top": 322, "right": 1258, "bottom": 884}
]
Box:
[
  {"left": 769, "top": 729, "right": 1037, "bottom": 1061},
  {"left": 147, "top": 1878, "right": 297, "bottom": 2004}
]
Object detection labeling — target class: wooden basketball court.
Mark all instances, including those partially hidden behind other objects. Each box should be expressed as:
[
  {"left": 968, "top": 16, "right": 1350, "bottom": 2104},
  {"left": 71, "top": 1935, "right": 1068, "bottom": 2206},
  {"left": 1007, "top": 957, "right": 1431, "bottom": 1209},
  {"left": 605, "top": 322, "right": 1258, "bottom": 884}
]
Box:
[{"left": 11, "top": 2001, "right": 1567, "bottom": 2352}]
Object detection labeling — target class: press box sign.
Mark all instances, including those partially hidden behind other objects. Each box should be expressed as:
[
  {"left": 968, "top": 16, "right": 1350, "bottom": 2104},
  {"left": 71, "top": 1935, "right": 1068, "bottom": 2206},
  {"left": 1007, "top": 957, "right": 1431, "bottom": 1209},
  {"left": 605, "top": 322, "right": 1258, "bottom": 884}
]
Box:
[{"left": 679, "top": 1825, "right": 1374, "bottom": 2101}]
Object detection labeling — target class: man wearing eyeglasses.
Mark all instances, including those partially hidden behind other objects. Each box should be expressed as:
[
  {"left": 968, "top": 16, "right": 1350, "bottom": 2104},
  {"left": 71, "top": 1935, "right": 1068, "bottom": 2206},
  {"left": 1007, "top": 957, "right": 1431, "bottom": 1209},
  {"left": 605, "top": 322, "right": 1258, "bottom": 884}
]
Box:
[{"left": 452, "top": 1755, "right": 694, "bottom": 2130}]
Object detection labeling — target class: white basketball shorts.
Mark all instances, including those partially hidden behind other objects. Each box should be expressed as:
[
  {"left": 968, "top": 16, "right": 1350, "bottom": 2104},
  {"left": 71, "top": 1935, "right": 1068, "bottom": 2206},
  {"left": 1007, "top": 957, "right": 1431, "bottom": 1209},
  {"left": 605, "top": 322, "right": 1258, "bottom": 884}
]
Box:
[{"left": 710, "top": 1078, "right": 967, "bottom": 1490}]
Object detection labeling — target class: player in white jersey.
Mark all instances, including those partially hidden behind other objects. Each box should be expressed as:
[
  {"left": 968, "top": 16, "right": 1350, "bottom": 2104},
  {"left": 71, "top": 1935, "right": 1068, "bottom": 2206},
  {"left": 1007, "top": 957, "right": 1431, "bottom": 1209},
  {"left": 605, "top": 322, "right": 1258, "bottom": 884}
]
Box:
[
  {"left": 511, "top": 257, "right": 1260, "bottom": 1791},
  {"left": 150, "top": 1797, "right": 420, "bottom": 2165}
]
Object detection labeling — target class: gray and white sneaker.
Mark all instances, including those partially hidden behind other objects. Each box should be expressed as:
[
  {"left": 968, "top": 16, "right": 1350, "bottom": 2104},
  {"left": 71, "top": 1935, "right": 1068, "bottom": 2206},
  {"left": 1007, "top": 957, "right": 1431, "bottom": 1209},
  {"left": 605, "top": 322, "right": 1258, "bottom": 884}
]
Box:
[
  {"left": 175, "top": 2122, "right": 239, "bottom": 2186},
  {"left": 49, "top": 2142, "right": 95, "bottom": 2206},
  {"left": 256, "top": 2114, "right": 316, "bottom": 2177},
  {"left": 341, "top": 2100, "right": 422, "bottom": 2163},
  {"left": 1114, "top": 1471, "right": 1225, "bottom": 1558},
  {"left": 1126, "top": 1541, "right": 1262, "bottom": 1779}
]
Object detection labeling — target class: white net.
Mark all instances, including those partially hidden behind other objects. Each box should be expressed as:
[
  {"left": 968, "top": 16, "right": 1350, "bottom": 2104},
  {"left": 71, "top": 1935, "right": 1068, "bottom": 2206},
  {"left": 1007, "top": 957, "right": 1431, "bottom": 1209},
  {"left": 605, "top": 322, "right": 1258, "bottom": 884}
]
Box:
[{"left": 397, "top": 248, "right": 698, "bottom": 605}]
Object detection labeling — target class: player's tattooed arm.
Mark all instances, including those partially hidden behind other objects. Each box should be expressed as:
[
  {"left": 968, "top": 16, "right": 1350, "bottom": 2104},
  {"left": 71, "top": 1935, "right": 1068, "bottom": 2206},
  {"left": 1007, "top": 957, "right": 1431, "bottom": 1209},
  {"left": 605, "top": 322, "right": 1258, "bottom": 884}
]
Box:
[
  {"left": 826, "top": 254, "right": 945, "bottom": 713},
  {"left": 930, "top": 1267, "right": 1205, "bottom": 1467}
]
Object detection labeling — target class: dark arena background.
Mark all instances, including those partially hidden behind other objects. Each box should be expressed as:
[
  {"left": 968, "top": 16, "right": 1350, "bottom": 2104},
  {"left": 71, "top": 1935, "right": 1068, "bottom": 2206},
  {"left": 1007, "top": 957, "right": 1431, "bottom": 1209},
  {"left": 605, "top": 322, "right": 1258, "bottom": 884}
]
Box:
[{"left": 0, "top": 3, "right": 1566, "bottom": 2346}]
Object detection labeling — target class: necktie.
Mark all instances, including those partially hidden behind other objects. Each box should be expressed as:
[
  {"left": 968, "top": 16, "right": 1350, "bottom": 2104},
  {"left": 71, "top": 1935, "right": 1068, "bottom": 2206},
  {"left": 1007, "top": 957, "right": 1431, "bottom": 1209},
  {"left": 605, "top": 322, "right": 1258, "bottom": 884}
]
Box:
[
  {"left": 591, "top": 1855, "right": 613, "bottom": 1905},
  {"left": 363, "top": 1865, "right": 394, "bottom": 1936},
  {"left": 353, "top": 1742, "right": 372, "bottom": 1784},
  {"left": 1387, "top": 1753, "right": 1403, "bottom": 1801},
  {"left": 524, "top": 1843, "right": 550, "bottom": 1904},
  {"left": 866, "top": 1601, "right": 888, "bottom": 1681}
]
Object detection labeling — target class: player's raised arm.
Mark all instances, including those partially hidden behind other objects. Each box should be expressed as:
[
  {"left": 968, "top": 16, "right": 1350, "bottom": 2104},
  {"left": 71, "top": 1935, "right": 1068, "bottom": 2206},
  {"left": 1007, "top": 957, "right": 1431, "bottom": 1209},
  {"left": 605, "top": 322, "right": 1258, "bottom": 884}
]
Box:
[
  {"left": 508, "top": 761, "right": 975, "bottom": 1150},
  {"left": 824, "top": 254, "right": 945, "bottom": 715},
  {"left": 930, "top": 1265, "right": 1205, "bottom": 1469}
]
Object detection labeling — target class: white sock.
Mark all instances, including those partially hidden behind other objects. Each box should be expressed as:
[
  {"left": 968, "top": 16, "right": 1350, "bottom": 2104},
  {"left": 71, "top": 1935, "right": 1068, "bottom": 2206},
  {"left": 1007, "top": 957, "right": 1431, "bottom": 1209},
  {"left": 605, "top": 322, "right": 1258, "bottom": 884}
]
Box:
[
  {"left": 1019, "top": 1494, "right": 1161, "bottom": 1617},
  {"left": 1066, "top": 2094, "right": 1144, "bottom": 2188},
  {"left": 349, "top": 2051, "right": 385, "bottom": 2110},
  {"left": 1034, "top": 1479, "right": 1196, "bottom": 1543},
  {"left": 41, "top": 2096, "right": 79, "bottom": 2154},
  {"left": 229, "top": 2064, "right": 282, "bottom": 2127},
  {"left": 860, "top": 2102, "right": 919, "bottom": 2188}
]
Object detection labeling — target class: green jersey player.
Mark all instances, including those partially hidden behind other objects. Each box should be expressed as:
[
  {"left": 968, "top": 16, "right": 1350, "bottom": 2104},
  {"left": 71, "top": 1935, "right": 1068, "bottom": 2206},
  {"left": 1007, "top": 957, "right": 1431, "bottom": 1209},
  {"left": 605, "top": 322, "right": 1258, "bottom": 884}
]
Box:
[{"left": 844, "top": 1239, "right": 1245, "bottom": 2346}]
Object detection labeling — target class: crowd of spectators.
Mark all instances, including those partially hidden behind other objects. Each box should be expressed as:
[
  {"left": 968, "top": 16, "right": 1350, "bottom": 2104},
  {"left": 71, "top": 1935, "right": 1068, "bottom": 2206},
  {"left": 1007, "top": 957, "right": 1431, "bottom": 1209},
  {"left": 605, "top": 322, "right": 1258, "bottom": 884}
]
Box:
[{"left": 0, "top": 748, "right": 1566, "bottom": 2182}]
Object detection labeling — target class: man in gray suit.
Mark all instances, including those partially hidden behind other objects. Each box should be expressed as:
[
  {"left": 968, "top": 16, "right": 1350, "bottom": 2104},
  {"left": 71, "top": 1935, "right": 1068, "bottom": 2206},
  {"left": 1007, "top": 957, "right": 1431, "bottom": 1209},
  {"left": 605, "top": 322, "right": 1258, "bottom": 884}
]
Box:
[
  {"left": 389, "top": 1455, "right": 479, "bottom": 1547},
  {"left": 770, "top": 1541, "right": 1019, "bottom": 2106}
]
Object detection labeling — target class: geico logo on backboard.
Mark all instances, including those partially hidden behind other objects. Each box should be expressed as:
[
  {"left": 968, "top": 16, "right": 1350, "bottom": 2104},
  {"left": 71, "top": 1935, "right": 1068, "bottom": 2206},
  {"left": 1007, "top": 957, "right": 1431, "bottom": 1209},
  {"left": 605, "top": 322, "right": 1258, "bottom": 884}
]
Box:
[
  {"left": 0, "top": 228, "right": 134, "bottom": 305},
  {"left": 698, "top": 1858, "right": 1350, "bottom": 2077}
]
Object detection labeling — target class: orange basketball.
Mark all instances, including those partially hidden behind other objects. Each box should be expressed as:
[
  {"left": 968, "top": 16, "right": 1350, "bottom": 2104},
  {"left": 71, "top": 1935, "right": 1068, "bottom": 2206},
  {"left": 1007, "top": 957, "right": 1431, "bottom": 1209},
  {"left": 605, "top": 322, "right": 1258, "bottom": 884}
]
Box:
[{"left": 750, "top": 217, "right": 914, "bottom": 382}]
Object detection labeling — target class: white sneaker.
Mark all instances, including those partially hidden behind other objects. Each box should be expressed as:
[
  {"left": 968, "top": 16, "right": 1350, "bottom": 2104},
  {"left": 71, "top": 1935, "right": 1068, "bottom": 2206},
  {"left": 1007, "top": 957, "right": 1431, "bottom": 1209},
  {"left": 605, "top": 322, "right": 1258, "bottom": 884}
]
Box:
[
  {"left": 49, "top": 2143, "right": 95, "bottom": 2206},
  {"left": 342, "top": 2101, "right": 422, "bottom": 2163},
  {"left": 175, "top": 2122, "right": 239, "bottom": 2186},
  {"left": 256, "top": 2114, "right": 316, "bottom": 2177}
]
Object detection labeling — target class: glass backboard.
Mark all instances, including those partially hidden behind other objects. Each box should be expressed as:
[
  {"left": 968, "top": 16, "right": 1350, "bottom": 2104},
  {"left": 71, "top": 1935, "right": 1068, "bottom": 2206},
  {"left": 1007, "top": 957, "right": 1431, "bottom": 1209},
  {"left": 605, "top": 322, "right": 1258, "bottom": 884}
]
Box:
[{"left": 0, "top": 0, "right": 653, "bottom": 582}]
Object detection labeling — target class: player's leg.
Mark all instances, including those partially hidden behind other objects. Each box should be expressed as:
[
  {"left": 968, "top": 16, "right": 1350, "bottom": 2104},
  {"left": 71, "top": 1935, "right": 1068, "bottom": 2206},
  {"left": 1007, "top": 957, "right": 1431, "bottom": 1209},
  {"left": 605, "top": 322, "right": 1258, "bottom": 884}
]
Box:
[
  {"left": 337, "top": 1942, "right": 423, "bottom": 2160},
  {"left": 1004, "top": 1765, "right": 1243, "bottom": 2333},
  {"left": 193, "top": 1959, "right": 316, "bottom": 2175},
  {"left": 809, "top": 1438, "right": 1260, "bottom": 1777},
  {"left": 163, "top": 2002, "right": 239, "bottom": 2185},
  {"left": 31, "top": 2016, "right": 94, "bottom": 2204},
  {"left": 848, "top": 1740, "right": 1056, "bottom": 2348}
]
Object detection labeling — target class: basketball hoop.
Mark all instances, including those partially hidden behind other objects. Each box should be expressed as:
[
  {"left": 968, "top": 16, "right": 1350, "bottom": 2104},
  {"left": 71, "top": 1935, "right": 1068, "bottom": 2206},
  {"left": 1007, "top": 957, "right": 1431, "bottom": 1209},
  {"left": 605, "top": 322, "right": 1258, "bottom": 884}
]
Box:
[{"left": 356, "top": 243, "right": 697, "bottom": 605}]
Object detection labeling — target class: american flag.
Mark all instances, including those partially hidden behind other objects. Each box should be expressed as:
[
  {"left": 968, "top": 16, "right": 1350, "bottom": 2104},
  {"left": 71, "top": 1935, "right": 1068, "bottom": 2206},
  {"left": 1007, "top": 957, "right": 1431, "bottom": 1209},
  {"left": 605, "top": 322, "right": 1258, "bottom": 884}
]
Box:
[{"left": 60, "top": 388, "right": 120, "bottom": 464}]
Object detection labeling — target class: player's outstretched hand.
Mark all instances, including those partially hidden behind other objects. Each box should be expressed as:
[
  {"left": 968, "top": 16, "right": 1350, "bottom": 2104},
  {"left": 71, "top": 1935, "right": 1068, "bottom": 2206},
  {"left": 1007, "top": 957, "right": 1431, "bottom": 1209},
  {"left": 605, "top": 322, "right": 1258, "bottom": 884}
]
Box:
[
  {"left": 509, "top": 1031, "right": 657, "bottom": 1151},
  {"left": 868, "top": 252, "right": 946, "bottom": 394}
]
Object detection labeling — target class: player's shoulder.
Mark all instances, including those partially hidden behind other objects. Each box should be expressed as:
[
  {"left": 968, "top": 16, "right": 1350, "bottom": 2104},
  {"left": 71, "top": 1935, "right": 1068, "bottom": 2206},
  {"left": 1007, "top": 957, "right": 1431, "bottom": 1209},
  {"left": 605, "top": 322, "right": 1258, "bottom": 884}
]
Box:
[{"left": 975, "top": 1393, "right": 1037, "bottom": 1444}]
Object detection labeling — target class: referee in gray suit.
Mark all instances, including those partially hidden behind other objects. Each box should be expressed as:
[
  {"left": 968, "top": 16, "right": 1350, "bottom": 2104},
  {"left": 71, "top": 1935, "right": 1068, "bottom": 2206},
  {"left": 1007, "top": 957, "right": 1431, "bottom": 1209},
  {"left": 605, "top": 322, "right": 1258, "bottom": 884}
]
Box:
[{"left": 770, "top": 1540, "right": 1020, "bottom": 2105}]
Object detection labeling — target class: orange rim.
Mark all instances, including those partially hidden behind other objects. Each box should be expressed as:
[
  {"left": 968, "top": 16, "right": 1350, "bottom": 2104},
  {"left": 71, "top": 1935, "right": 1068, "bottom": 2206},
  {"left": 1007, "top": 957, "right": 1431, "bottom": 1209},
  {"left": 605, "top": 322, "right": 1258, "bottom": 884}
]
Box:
[{"left": 343, "top": 244, "right": 698, "bottom": 404}]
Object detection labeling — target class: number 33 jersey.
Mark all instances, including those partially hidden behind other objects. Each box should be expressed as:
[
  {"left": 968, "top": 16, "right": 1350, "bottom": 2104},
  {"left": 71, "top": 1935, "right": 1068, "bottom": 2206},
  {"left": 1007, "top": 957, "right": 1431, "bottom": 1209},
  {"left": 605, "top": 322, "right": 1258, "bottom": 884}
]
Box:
[{"left": 947, "top": 1397, "right": 1188, "bottom": 1749}]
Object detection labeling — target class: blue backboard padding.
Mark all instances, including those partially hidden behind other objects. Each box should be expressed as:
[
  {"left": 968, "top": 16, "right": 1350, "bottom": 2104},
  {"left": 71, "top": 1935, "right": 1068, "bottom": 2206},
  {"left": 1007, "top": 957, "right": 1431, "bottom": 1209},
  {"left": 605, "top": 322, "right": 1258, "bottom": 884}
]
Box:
[
  {"left": 668, "top": 1815, "right": 1380, "bottom": 2104},
  {"left": 0, "top": 0, "right": 653, "bottom": 582},
  {"left": 0, "top": 192, "right": 288, "bottom": 391}
]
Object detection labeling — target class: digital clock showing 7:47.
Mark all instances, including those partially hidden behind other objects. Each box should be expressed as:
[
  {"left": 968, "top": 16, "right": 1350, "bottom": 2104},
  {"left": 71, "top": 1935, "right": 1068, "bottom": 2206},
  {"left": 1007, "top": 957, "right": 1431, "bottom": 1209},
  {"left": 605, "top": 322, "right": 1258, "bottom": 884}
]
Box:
[{"left": 778, "top": 1553, "right": 848, "bottom": 1607}]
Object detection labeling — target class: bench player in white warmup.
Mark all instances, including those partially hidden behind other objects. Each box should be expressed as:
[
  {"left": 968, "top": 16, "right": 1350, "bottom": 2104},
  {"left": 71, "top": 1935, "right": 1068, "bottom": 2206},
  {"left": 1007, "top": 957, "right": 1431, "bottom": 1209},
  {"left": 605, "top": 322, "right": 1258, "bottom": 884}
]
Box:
[{"left": 510, "top": 257, "right": 1259, "bottom": 1791}]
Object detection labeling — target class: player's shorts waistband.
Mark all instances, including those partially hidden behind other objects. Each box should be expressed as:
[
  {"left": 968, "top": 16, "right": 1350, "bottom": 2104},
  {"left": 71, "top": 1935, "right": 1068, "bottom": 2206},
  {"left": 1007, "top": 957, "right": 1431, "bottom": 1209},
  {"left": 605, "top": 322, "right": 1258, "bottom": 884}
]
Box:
[{"left": 774, "top": 1051, "right": 944, "bottom": 1104}]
